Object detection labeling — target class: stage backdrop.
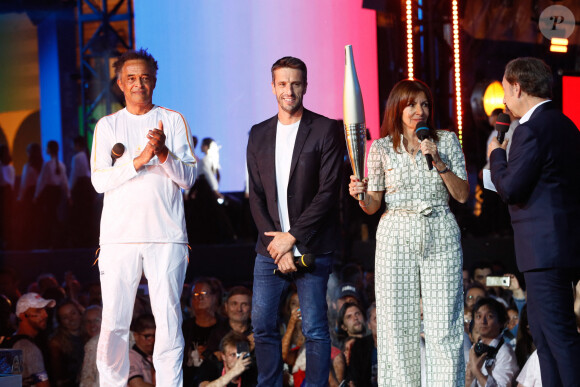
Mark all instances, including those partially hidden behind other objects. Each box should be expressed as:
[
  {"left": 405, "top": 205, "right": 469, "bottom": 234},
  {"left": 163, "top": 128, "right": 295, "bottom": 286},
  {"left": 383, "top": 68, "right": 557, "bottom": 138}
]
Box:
[{"left": 135, "top": 0, "right": 379, "bottom": 192}]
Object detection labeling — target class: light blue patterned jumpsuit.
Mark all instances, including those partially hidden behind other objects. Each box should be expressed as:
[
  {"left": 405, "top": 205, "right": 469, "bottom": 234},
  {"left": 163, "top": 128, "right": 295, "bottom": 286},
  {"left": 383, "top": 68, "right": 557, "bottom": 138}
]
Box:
[{"left": 367, "top": 130, "right": 466, "bottom": 386}]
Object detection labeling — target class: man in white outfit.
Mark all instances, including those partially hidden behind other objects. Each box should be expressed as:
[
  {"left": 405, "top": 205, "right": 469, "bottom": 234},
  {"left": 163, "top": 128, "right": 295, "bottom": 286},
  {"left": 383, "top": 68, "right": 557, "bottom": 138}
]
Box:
[{"left": 90, "top": 49, "right": 197, "bottom": 386}]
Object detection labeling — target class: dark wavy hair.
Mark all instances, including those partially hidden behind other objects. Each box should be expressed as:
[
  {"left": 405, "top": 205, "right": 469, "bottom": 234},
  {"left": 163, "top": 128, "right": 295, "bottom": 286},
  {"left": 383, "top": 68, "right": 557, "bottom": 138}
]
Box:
[
  {"left": 113, "top": 48, "right": 158, "bottom": 80},
  {"left": 380, "top": 79, "right": 438, "bottom": 152}
]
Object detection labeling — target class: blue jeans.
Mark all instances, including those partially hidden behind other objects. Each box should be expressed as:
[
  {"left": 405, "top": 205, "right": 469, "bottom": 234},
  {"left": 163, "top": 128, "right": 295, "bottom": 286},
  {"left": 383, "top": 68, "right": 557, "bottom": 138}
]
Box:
[{"left": 252, "top": 253, "right": 332, "bottom": 387}]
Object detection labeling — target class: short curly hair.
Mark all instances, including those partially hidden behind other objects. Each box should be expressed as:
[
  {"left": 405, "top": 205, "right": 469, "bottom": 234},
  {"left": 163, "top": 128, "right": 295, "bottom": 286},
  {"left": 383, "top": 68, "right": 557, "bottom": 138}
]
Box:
[{"left": 113, "top": 48, "right": 158, "bottom": 79}]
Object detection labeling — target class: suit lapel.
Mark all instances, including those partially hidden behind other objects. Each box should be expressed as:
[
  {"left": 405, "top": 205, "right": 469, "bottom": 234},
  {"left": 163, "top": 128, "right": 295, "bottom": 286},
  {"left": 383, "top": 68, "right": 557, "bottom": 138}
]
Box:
[
  {"left": 289, "top": 109, "right": 312, "bottom": 179},
  {"left": 264, "top": 115, "right": 278, "bottom": 191}
]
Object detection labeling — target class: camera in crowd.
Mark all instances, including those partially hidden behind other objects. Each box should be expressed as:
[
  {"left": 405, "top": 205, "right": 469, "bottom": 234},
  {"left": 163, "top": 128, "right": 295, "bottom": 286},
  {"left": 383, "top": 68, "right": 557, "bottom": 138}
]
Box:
[{"left": 474, "top": 341, "right": 500, "bottom": 359}]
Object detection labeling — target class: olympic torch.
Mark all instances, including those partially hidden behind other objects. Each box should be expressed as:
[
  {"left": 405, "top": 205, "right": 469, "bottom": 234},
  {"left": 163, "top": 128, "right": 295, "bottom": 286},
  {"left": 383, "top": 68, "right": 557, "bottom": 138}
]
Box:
[{"left": 343, "top": 45, "right": 367, "bottom": 201}]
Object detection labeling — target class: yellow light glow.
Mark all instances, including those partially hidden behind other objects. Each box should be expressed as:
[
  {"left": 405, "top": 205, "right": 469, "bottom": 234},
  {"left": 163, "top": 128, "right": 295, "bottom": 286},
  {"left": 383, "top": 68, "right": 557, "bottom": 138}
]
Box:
[
  {"left": 406, "top": 0, "right": 414, "bottom": 80},
  {"left": 451, "top": 0, "right": 462, "bottom": 145},
  {"left": 551, "top": 38, "right": 568, "bottom": 46},
  {"left": 482, "top": 81, "right": 505, "bottom": 116},
  {"left": 550, "top": 45, "right": 568, "bottom": 53}
]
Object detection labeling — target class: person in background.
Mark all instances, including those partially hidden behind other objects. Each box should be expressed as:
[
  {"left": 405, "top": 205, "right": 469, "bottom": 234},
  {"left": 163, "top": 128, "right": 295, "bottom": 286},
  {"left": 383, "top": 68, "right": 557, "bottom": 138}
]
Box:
[
  {"left": 345, "top": 303, "right": 378, "bottom": 387},
  {"left": 69, "top": 136, "right": 96, "bottom": 247},
  {"left": 18, "top": 143, "right": 44, "bottom": 201},
  {"left": 183, "top": 277, "right": 224, "bottom": 386},
  {"left": 15, "top": 143, "right": 44, "bottom": 248},
  {"left": 465, "top": 297, "right": 518, "bottom": 387},
  {"left": 0, "top": 144, "right": 15, "bottom": 248},
  {"left": 129, "top": 314, "right": 156, "bottom": 387},
  {"left": 197, "top": 137, "right": 222, "bottom": 199},
  {"left": 4, "top": 293, "right": 56, "bottom": 387},
  {"left": 48, "top": 300, "right": 85, "bottom": 387},
  {"left": 198, "top": 331, "right": 257, "bottom": 387},
  {"left": 206, "top": 286, "right": 253, "bottom": 358},
  {"left": 34, "top": 140, "right": 70, "bottom": 248},
  {"left": 80, "top": 306, "right": 102, "bottom": 387}
]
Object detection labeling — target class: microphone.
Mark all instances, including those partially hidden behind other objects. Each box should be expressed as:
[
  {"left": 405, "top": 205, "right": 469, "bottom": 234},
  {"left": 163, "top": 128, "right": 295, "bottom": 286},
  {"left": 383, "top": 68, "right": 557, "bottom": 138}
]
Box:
[
  {"left": 273, "top": 253, "right": 316, "bottom": 275},
  {"left": 495, "top": 113, "right": 510, "bottom": 144},
  {"left": 111, "top": 143, "right": 125, "bottom": 165},
  {"left": 415, "top": 121, "right": 433, "bottom": 170}
]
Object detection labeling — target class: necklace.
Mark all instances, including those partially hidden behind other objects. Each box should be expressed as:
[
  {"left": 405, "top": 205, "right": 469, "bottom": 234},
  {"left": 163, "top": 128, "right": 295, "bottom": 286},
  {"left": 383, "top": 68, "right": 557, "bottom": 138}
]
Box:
[{"left": 404, "top": 137, "right": 418, "bottom": 154}]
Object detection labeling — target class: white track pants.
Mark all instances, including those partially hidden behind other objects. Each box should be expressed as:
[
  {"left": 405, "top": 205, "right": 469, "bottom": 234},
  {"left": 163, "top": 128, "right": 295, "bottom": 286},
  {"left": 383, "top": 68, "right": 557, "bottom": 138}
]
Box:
[{"left": 96, "top": 243, "right": 188, "bottom": 387}]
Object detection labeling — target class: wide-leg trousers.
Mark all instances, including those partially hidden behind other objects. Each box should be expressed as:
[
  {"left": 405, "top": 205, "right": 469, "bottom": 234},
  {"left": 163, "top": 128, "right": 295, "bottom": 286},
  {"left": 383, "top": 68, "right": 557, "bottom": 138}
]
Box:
[
  {"left": 96, "top": 243, "right": 189, "bottom": 387},
  {"left": 375, "top": 209, "right": 465, "bottom": 387}
]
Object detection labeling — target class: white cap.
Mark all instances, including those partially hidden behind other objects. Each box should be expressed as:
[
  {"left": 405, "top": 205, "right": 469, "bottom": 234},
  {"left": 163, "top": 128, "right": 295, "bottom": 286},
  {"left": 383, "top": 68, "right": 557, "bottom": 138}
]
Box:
[{"left": 16, "top": 292, "right": 56, "bottom": 316}]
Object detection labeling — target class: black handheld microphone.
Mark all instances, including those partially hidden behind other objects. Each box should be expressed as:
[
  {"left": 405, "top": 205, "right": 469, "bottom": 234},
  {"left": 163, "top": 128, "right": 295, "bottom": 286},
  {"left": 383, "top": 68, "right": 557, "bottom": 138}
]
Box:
[
  {"left": 415, "top": 121, "right": 433, "bottom": 170},
  {"left": 273, "top": 253, "right": 316, "bottom": 275},
  {"left": 111, "top": 143, "right": 125, "bottom": 165},
  {"left": 495, "top": 113, "right": 510, "bottom": 144}
]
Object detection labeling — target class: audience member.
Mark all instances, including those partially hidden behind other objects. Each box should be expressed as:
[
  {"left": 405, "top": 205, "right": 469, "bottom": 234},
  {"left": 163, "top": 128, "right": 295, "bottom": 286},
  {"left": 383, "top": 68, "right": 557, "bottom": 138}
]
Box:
[
  {"left": 48, "top": 300, "right": 85, "bottom": 387},
  {"left": 18, "top": 143, "right": 43, "bottom": 201},
  {"left": 183, "top": 277, "right": 225, "bottom": 386},
  {"left": 0, "top": 294, "right": 15, "bottom": 339},
  {"left": 0, "top": 144, "right": 15, "bottom": 248},
  {"left": 463, "top": 268, "right": 471, "bottom": 291},
  {"left": 199, "top": 331, "right": 257, "bottom": 387},
  {"left": 465, "top": 282, "right": 487, "bottom": 311},
  {"left": 515, "top": 349, "right": 541, "bottom": 387},
  {"left": 34, "top": 140, "right": 70, "bottom": 248},
  {"left": 2, "top": 293, "right": 55, "bottom": 387},
  {"left": 514, "top": 304, "right": 535, "bottom": 371},
  {"left": 82, "top": 305, "right": 102, "bottom": 341},
  {"left": 336, "top": 302, "right": 367, "bottom": 344},
  {"left": 345, "top": 303, "right": 378, "bottom": 387},
  {"left": 281, "top": 295, "right": 305, "bottom": 386},
  {"left": 328, "top": 282, "right": 362, "bottom": 347},
  {"left": 470, "top": 261, "right": 493, "bottom": 289},
  {"left": 0, "top": 267, "right": 22, "bottom": 308},
  {"left": 504, "top": 306, "right": 519, "bottom": 349},
  {"left": 80, "top": 334, "right": 99, "bottom": 387},
  {"left": 69, "top": 136, "right": 97, "bottom": 247},
  {"left": 129, "top": 314, "right": 156, "bottom": 387},
  {"left": 79, "top": 306, "right": 102, "bottom": 387},
  {"left": 206, "top": 286, "right": 253, "bottom": 357},
  {"left": 15, "top": 143, "right": 43, "bottom": 248},
  {"left": 0, "top": 144, "right": 15, "bottom": 188},
  {"left": 197, "top": 137, "right": 222, "bottom": 198},
  {"left": 466, "top": 297, "right": 518, "bottom": 386}
]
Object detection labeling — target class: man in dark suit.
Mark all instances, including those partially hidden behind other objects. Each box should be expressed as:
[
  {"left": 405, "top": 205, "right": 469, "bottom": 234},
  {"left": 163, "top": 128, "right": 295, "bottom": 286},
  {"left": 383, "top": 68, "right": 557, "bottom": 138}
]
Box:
[
  {"left": 246, "top": 56, "right": 343, "bottom": 386},
  {"left": 489, "top": 57, "right": 580, "bottom": 387}
]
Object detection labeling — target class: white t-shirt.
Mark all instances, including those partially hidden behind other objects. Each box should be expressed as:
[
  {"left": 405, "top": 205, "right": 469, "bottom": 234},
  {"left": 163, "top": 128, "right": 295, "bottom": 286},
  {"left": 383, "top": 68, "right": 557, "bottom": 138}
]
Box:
[
  {"left": 91, "top": 105, "right": 197, "bottom": 244},
  {"left": 34, "top": 159, "right": 70, "bottom": 199},
  {"left": 516, "top": 350, "right": 542, "bottom": 387},
  {"left": 70, "top": 151, "right": 91, "bottom": 188},
  {"left": 275, "top": 120, "right": 300, "bottom": 256}
]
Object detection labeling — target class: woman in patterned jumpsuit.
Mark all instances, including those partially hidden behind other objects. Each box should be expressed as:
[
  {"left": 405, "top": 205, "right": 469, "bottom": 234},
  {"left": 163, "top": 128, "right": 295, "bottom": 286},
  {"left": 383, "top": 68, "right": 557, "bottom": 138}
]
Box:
[{"left": 349, "top": 79, "right": 469, "bottom": 386}]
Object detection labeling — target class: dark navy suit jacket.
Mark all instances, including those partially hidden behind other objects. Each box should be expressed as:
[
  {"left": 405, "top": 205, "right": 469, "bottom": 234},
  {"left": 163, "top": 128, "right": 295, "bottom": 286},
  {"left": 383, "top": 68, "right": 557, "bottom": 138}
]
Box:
[
  {"left": 246, "top": 108, "right": 344, "bottom": 257},
  {"left": 490, "top": 101, "right": 580, "bottom": 272}
]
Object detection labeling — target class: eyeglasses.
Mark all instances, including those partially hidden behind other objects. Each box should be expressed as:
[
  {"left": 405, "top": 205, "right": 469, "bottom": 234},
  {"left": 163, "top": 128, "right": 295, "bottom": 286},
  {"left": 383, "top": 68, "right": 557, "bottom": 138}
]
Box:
[{"left": 192, "top": 291, "right": 210, "bottom": 298}]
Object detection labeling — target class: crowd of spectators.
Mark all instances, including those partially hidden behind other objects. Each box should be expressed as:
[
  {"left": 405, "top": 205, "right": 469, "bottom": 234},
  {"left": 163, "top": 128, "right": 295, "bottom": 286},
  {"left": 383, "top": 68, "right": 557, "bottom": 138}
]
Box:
[
  {"left": 0, "top": 139, "right": 98, "bottom": 250},
  {"left": 0, "top": 137, "right": 255, "bottom": 251},
  {"left": 1, "top": 257, "right": 575, "bottom": 387}
]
